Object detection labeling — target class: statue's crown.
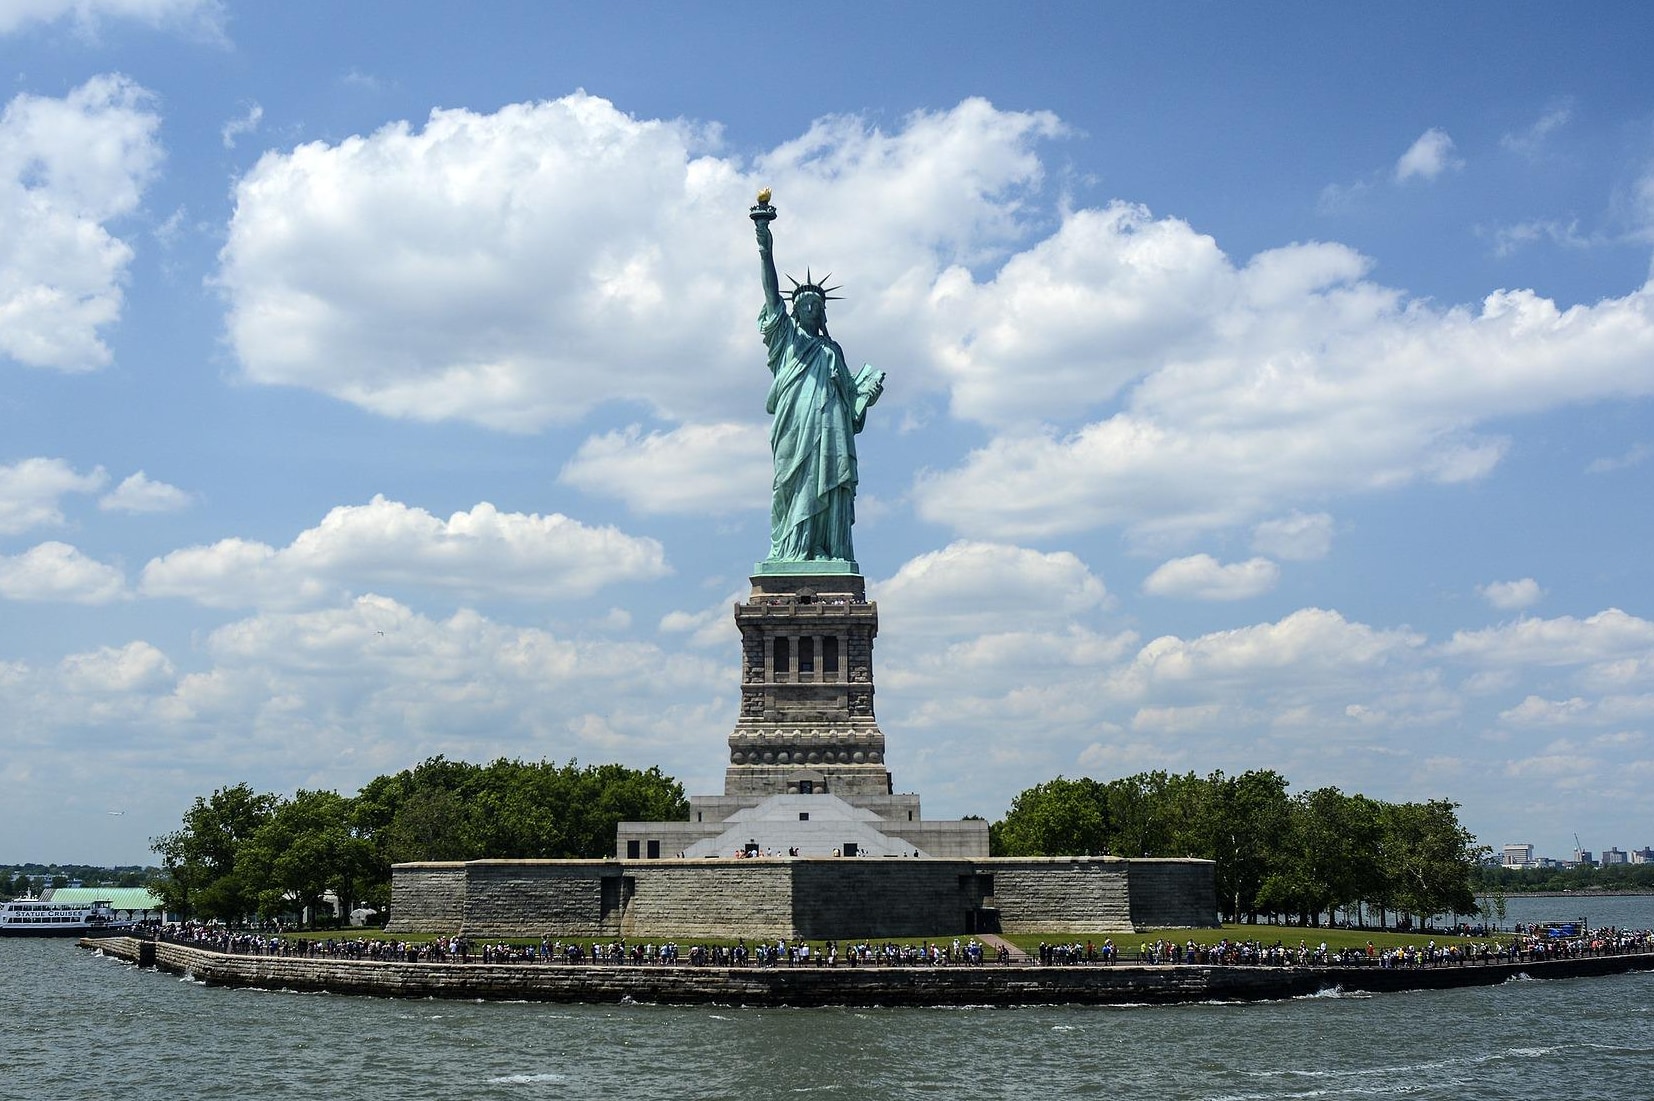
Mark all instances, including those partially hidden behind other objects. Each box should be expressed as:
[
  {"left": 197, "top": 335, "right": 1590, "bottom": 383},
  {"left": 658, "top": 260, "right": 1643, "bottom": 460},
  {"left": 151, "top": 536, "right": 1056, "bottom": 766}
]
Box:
[{"left": 787, "top": 269, "right": 843, "bottom": 303}]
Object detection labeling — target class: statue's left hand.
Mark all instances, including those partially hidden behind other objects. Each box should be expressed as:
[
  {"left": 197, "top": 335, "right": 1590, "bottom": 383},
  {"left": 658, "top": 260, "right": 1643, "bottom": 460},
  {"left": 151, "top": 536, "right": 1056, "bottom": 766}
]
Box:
[{"left": 857, "top": 368, "right": 885, "bottom": 406}]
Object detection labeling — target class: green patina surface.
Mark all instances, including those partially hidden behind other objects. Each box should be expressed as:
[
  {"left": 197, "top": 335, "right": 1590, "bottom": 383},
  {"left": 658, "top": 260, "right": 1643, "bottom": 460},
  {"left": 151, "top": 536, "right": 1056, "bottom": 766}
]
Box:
[
  {"left": 751, "top": 193, "right": 884, "bottom": 569},
  {"left": 752, "top": 558, "right": 861, "bottom": 577},
  {"left": 43, "top": 886, "right": 164, "bottom": 911}
]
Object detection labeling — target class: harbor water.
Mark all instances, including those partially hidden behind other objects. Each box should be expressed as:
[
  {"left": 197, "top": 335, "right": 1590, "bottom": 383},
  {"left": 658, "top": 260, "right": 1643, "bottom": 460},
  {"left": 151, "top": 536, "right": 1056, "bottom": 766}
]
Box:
[{"left": 3, "top": 894, "right": 1649, "bottom": 1100}]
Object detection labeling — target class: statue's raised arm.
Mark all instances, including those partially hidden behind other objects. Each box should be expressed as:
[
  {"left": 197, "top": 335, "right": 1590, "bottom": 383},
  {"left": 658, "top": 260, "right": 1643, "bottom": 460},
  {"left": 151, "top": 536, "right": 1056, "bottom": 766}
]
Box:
[
  {"left": 753, "top": 187, "right": 782, "bottom": 314},
  {"left": 748, "top": 189, "right": 882, "bottom": 572}
]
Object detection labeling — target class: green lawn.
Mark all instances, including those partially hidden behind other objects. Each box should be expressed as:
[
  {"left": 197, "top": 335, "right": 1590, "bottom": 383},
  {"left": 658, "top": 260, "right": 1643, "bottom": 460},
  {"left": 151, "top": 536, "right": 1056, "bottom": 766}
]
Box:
[
  {"left": 243, "top": 923, "right": 1524, "bottom": 959},
  {"left": 1015, "top": 925, "right": 1511, "bottom": 954}
]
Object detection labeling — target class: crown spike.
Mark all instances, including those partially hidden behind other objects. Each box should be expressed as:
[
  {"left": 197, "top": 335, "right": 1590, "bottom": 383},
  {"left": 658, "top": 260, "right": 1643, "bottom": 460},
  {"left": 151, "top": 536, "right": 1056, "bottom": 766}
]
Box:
[{"left": 783, "top": 268, "right": 846, "bottom": 304}]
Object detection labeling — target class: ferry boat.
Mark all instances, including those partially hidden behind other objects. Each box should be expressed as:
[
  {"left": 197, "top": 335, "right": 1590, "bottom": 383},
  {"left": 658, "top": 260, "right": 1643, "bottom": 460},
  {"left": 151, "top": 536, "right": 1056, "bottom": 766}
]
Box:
[{"left": 0, "top": 896, "right": 138, "bottom": 937}]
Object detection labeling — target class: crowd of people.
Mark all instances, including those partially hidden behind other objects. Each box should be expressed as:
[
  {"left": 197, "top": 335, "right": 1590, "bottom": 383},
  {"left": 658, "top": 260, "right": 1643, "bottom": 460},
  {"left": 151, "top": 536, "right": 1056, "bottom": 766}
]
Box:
[
  {"left": 146, "top": 921, "right": 1654, "bottom": 970},
  {"left": 1036, "top": 940, "right": 1118, "bottom": 964},
  {"left": 150, "top": 924, "right": 1010, "bottom": 967},
  {"left": 1129, "top": 927, "right": 1654, "bottom": 968}
]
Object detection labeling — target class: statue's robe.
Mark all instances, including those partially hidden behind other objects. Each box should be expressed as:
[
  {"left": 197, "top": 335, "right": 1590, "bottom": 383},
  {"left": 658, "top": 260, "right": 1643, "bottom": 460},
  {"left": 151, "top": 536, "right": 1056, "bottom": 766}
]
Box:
[{"left": 760, "top": 301, "right": 860, "bottom": 562}]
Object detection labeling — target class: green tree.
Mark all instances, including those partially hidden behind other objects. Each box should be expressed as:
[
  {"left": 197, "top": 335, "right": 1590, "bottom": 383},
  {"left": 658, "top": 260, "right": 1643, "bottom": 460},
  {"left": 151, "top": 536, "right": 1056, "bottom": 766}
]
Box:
[
  {"left": 356, "top": 757, "right": 485, "bottom": 857},
  {"left": 1244, "top": 787, "right": 1387, "bottom": 926},
  {"left": 1380, "top": 799, "right": 1478, "bottom": 922},
  {"left": 151, "top": 783, "right": 280, "bottom": 920},
  {"left": 384, "top": 787, "right": 476, "bottom": 863},
  {"left": 343, "top": 755, "right": 687, "bottom": 910},
  {"left": 990, "top": 777, "right": 1110, "bottom": 856},
  {"left": 1205, "top": 770, "right": 1292, "bottom": 923},
  {"left": 1102, "top": 771, "right": 1176, "bottom": 857},
  {"left": 236, "top": 789, "right": 374, "bottom": 926}
]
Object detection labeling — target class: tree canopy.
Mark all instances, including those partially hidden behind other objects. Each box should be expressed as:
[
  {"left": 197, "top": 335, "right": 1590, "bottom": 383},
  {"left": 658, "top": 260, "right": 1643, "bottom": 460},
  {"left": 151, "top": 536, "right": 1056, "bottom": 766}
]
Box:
[
  {"left": 991, "top": 769, "right": 1482, "bottom": 926},
  {"left": 152, "top": 757, "right": 686, "bottom": 925}
]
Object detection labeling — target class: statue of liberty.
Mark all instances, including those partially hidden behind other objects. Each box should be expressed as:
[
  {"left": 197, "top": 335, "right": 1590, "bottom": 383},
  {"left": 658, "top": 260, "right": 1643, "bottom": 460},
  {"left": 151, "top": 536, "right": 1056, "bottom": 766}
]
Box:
[{"left": 751, "top": 189, "right": 885, "bottom": 571}]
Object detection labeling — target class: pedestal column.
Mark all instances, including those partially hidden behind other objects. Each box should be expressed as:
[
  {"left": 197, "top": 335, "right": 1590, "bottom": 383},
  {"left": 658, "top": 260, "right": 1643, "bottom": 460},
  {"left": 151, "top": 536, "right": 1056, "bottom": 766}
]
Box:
[{"left": 725, "top": 571, "right": 892, "bottom": 798}]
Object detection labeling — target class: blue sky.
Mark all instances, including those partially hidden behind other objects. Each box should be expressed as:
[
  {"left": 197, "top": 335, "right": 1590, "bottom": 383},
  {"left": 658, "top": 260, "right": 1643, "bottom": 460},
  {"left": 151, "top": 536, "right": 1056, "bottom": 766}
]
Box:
[{"left": 3, "top": 1, "right": 1653, "bottom": 866}]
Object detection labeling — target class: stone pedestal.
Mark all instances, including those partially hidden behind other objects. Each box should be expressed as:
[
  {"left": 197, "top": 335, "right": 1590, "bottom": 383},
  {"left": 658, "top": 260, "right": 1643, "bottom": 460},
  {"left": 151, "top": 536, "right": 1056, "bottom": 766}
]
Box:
[
  {"left": 725, "top": 571, "right": 891, "bottom": 799},
  {"left": 615, "top": 566, "right": 990, "bottom": 860}
]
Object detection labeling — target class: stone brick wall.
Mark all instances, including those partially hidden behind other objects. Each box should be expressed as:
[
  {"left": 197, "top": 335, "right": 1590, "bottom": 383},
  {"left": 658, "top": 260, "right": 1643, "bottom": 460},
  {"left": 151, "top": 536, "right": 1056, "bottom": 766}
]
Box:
[
  {"left": 387, "top": 863, "right": 466, "bottom": 932},
  {"left": 620, "top": 862, "right": 795, "bottom": 938},
  {"left": 791, "top": 860, "right": 984, "bottom": 938},
  {"left": 461, "top": 862, "right": 613, "bottom": 937},
  {"left": 989, "top": 858, "right": 1134, "bottom": 933},
  {"left": 388, "top": 855, "right": 1215, "bottom": 938},
  {"left": 1125, "top": 860, "right": 1219, "bottom": 929}
]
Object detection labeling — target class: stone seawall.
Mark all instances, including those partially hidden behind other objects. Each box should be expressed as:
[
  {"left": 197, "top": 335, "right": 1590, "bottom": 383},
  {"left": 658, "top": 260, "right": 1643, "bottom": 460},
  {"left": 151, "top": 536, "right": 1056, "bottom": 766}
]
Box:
[{"left": 84, "top": 937, "right": 1654, "bottom": 1008}]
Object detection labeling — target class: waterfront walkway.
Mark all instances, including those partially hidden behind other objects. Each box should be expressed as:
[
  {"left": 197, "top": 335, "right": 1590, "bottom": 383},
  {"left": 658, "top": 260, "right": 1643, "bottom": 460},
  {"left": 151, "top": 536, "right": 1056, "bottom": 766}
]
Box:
[
  {"left": 85, "top": 935, "right": 1654, "bottom": 1008},
  {"left": 134, "top": 921, "right": 1654, "bottom": 971}
]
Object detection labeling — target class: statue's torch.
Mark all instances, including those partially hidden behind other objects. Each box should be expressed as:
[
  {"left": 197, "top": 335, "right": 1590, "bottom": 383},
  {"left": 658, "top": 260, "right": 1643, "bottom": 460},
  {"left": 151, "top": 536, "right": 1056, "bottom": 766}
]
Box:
[{"left": 750, "top": 186, "right": 776, "bottom": 224}]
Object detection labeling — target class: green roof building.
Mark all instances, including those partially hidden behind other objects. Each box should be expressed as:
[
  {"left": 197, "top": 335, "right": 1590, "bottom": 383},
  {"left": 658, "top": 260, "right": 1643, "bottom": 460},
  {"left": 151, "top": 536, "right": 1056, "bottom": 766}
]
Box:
[{"left": 42, "top": 886, "right": 167, "bottom": 918}]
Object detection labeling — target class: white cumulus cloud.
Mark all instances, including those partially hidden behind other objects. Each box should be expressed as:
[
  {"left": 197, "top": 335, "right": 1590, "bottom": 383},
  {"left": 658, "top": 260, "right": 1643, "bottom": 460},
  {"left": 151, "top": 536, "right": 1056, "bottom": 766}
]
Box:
[
  {"left": 912, "top": 205, "right": 1654, "bottom": 542},
  {"left": 139, "top": 494, "right": 668, "bottom": 608},
  {"left": 57, "top": 640, "right": 172, "bottom": 693},
  {"left": 1439, "top": 609, "right": 1654, "bottom": 667},
  {"left": 1251, "top": 511, "right": 1334, "bottom": 561},
  {"left": 874, "top": 541, "right": 1108, "bottom": 638},
  {"left": 560, "top": 422, "right": 770, "bottom": 514},
  {"left": 1395, "top": 127, "right": 1463, "bottom": 182},
  {"left": 1498, "top": 695, "right": 1590, "bottom": 725},
  {"left": 213, "top": 94, "right": 1654, "bottom": 549},
  {"left": 217, "top": 93, "right": 1058, "bottom": 433},
  {"left": 1479, "top": 577, "right": 1545, "bottom": 611},
  {"left": 0, "top": 541, "right": 126, "bottom": 603},
  {"left": 0, "top": 595, "right": 731, "bottom": 852},
  {"left": 0, "top": 75, "right": 163, "bottom": 370},
  {"left": 658, "top": 587, "right": 745, "bottom": 650},
  {"left": 220, "top": 101, "right": 262, "bottom": 149},
  {"left": 0, "top": 457, "right": 108, "bottom": 533},
  {"left": 1142, "top": 553, "right": 1279, "bottom": 601},
  {"left": 98, "top": 471, "right": 192, "bottom": 513},
  {"left": 0, "top": 0, "right": 223, "bottom": 36},
  {"left": 1122, "top": 608, "right": 1426, "bottom": 689}
]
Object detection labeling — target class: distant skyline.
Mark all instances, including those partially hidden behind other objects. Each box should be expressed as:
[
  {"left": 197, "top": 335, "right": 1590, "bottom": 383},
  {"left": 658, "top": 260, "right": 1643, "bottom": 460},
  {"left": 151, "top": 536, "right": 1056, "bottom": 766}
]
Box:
[{"left": 3, "top": 2, "right": 1653, "bottom": 865}]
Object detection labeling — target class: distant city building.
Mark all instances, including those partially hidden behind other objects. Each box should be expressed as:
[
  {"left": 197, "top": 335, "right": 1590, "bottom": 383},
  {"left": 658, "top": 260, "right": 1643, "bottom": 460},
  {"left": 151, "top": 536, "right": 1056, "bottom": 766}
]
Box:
[
  {"left": 1502, "top": 843, "right": 1535, "bottom": 868},
  {"left": 1572, "top": 849, "right": 1595, "bottom": 867},
  {"left": 1601, "top": 847, "right": 1629, "bottom": 865},
  {"left": 1631, "top": 847, "right": 1654, "bottom": 865}
]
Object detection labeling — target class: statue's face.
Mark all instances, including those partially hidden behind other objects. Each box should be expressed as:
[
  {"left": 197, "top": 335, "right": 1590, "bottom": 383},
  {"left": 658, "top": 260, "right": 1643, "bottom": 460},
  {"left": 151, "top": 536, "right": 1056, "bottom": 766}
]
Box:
[{"left": 794, "top": 293, "right": 824, "bottom": 331}]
